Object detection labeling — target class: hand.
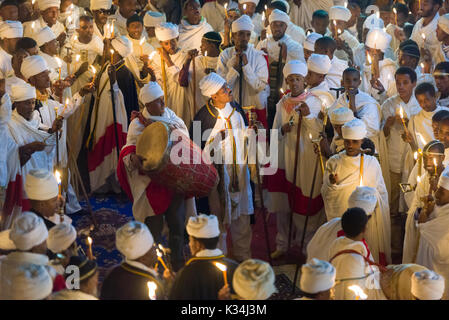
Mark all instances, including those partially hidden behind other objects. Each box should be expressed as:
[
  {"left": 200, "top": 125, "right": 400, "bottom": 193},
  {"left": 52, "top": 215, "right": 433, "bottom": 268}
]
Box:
[
  {"left": 108, "top": 64, "right": 117, "bottom": 84},
  {"left": 329, "top": 173, "right": 338, "bottom": 184},
  {"left": 393, "top": 27, "right": 406, "bottom": 42},
  {"left": 51, "top": 117, "right": 63, "bottom": 132},
  {"left": 19, "top": 141, "right": 46, "bottom": 165},
  {"left": 218, "top": 284, "right": 231, "bottom": 300},
  {"left": 318, "top": 110, "right": 325, "bottom": 121},
  {"left": 140, "top": 54, "right": 149, "bottom": 63},
  {"left": 63, "top": 54, "right": 72, "bottom": 64},
  {"left": 162, "top": 268, "right": 176, "bottom": 282},
  {"left": 240, "top": 53, "right": 248, "bottom": 66},
  {"left": 370, "top": 78, "right": 385, "bottom": 93},
  {"left": 279, "top": 42, "right": 287, "bottom": 62},
  {"left": 281, "top": 122, "right": 293, "bottom": 135},
  {"left": 401, "top": 130, "right": 414, "bottom": 144},
  {"left": 260, "top": 47, "right": 268, "bottom": 54},
  {"left": 335, "top": 37, "right": 345, "bottom": 50},
  {"left": 383, "top": 116, "right": 396, "bottom": 137},
  {"left": 56, "top": 32, "right": 67, "bottom": 47},
  {"left": 187, "top": 49, "right": 199, "bottom": 60},
  {"left": 77, "top": 61, "right": 89, "bottom": 76},
  {"left": 52, "top": 80, "right": 66, "bottom": 97},
  {"left": 313, "top": 142, "right": 321, "bottom": 155},
  {"left": 143, "top": 63, "right": 156, "bottom": 81},
  {"left": 79, "top": 81, "right": 95, "bottom": 96},
  {"left": 296, "top": 103, "right": 310, "bottom": 117},
  {"left": 129, "top": 153, "right": 143, "bottom": 171},
  {"left": 260, "top": 28, "right": 267, "bottom": 41},
  {"left": 57, "top": 194, "right": 66, "bottom": 213}
]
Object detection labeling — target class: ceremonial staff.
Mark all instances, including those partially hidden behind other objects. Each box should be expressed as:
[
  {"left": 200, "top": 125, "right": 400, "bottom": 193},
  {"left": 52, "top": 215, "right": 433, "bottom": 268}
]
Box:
[
  {"left": 109, "top": 55, "right": 121, "bottom": 160},
  {"left": 192, "top": 53, "right": 197, "bottom": 112},
  {"left": 275, "top": 43, "right": 283, "bottom": 101},
  {"left": 238, "top": 52, "right": 243, "bottom": 106}
]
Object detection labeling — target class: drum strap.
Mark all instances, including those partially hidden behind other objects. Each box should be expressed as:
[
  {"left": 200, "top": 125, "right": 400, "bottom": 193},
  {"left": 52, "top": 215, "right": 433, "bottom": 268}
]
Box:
[{"left": 329, "top": 249, "right": 388, "bottom": 273}]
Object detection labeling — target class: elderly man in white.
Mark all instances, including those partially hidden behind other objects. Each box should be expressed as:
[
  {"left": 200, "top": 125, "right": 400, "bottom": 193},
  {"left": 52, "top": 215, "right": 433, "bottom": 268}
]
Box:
[
  {"left": 299, "top": 258, "right": 336, "bottom": 300},
  {"left": 0, "top": 20, "right": 22, "bottom": 78},
  {"left": 411, "top": 270, "right": 446, "bottom": 300}
]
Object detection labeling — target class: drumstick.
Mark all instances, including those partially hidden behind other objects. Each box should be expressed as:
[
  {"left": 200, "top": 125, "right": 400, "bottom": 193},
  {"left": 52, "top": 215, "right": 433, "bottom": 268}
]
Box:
[{"left": 192, "top": 56, "right": 197, "bottom": 114}]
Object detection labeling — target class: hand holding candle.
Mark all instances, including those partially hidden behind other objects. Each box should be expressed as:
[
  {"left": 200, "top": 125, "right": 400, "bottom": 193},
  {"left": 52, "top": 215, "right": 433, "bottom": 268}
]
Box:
[
  {"left": 433, "top": 158, "right": 438, "bottom": 176},
  {"left": 86, "top": 236, "right": 94, "bottom": 260},
  {"left": 147, "top": 281, "right": 157, "bottom": 300},
  {"left": 399, "top": 106, "right": 408, "bottom": 132},
  {"left": 156, "top": 248, "right": 168, "bottom": 270},
  {"left": 214, "top": 262, "right": 228, "bottom": 286},
  {"left": 348, "top": 285, "right": 367, "bottom": 300},
  {"left": 55, "top": 57, "right": 62, "bottom": 80},
  {"left": 55, "top": 170, "right": 62, "bottom": 196}
]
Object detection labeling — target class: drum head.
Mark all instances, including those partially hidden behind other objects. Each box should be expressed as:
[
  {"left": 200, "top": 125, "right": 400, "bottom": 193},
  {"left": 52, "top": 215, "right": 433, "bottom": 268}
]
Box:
[{"left": 136, "top": 121, "right": 170, "bottom": 171}]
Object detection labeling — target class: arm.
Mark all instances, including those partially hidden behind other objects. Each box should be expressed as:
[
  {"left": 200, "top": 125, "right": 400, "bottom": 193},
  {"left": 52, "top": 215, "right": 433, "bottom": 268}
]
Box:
[
  {"left": 241, "top": 52, "right": 268, "bottom": 92},
  {"left": 217, "top": 50, "right": 239, "bottom": 89}
]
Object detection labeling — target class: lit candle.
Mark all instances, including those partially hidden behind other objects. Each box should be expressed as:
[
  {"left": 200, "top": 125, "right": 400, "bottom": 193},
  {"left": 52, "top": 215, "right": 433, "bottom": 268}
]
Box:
[
  {"left": 224, "top": 2, "right": 228, "bottom": 18},
  {"left": 214, "top": 262, "right": 228, "bottom": 286},
  {"left": 421, "top": 33, "right": 426, "bottom": 49},
  {"left": 399, "top": 106, "right": 408, "bottom": 132},
  {"left": 139, "top": 37, "right": 145, "bottom": 56},
  {"left": 74, "top": 54, "right": 80, "bottom": 74},
  {"left": 86, "top": 236, "right": 94, "bottom": 260},
  {"left": 434, "top": 158, "right": 438, "bottom": 176},
  {"left": 332, "top": 20, "right": 337, "bottom": 36},
  {"left": 31, "top": 21, "right": 36, "bottom": 33},
  {"left": 344, "top": 1, "right": 347, "bottom": 7},
  {"left": 55, "top": 57, "right": 62, "bottom": 80},
  {"left": 393, "top": 8, "right": 398, "bottom": 25},
  {"left": 110, "top": 49, "right": 114, "bottom": 65},
  {"left": 156, "top": 249, "right": 168, "bottom": 270},
  {"left": 348, "top": 285, "right": 367, "bottom": 300},
  {"left": 243, "top": 3, "right": 247, "bottom": 11},
  {"left": 262, "top": 11, "right": 265, "bottom": 22},
  {"left": 359, "top": 154, "right": 364, "bottom": 186},
  {"left": 55, "top": 170, "right": 62, "bottom": 196},
  {"left": 61, "top": 97, "right": 70, "bottom": 116},
  {"left": 280, "top": 87, "right": 285, "bottom": 95},
  {"left": 147, "top": 281, "right": 157, "bottom": 300},
  {"left": 90, "top": 65, "right": 96, "bottom": 83}
]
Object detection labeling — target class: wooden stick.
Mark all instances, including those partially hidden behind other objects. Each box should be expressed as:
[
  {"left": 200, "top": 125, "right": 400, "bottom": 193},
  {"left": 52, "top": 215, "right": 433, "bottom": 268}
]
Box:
[
  {"left": 192, "top": 56, "right": 197, "bottom": 112},
  {"left": 160, "top": 48, "right": 168, "bottom": 103}
]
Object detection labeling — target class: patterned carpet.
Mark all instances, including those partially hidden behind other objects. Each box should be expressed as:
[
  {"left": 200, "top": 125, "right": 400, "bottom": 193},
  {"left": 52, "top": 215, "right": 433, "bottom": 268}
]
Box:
[{"left": 72, "top": 193, "right": 302, "bottom": 299}]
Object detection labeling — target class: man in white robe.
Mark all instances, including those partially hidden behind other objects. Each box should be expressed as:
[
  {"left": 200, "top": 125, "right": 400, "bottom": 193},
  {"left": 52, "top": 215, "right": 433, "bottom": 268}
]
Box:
[
  {"left": 143, "top": 11, "right": 166, "bottom": 49},
  {"left": 238, "top": 0, "right": 264, "bottom": 37},
  {"left": 0, "top": 20, "right": 22, "bottom": 78},
  {"left": 90, "top": 0, "right": 117, "bottom": 40},
  {"left": 110, "top": 0, "right": 137, "bottom": 37},
  {"left": 329, "top": 6, "right": 359, "bottom": 62},
  {"left": 201, "top": 0, "right": 238, "bottom": 33},
  {"left": 289, "top": 0, "right": 333, "bottom": 31}
]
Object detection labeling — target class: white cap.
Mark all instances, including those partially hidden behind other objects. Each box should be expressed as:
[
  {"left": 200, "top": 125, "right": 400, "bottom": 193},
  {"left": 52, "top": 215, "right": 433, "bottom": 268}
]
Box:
[
  {"left": 38, "top": 0, "right": 60, "bottom": 11},
  {"left": 438, "top": 13, "right": 449, "bottom": 35},
  {"left": 35, "top": 26, "right": 56, "bottom": 47},
  {"left": 307, "top": 53, "right": 332, "bottom": 75},
  {"left": 155, "top": 22, "right": 179, "bottom": 42},
  {"left": 438, "top": 167, "right": 449, "bottom": 190},
  {"left": 238, "top": 0, "right": 259, "bottom": 4},
  {"left": 269, "top": 9, "right": 290, "bottom": 25},
  {"left": 90, "top": 0, "right": 112, "bottom": 11},
  {"left": 348, "top": 186, "right": 377, "bottom": 215},
  {"left": 329, "top": 107, "right": 354, "bottom": 125},
  {"left": 411, "top": 270, "right": 445, "bottom": 300},
  {"left": 9, "top": 211, "right": 48, "bottom": 251},
  {"left": 365, "top": 28, "right": 392, "bottom": 53},
  {"left": 116, "top": 221, "right": 154, "bottom": 260},
  {"left": 144, "top": 11, "right": 166, "bottom": 28},
  {"left": 300, "top": 258, "right": 336, "bottom": 294},
  {"left": 139, "top": 81, "right": 164, "bottom": 104},
  {"left": 0, "top": 20, "right": 23, "bottom": 39},
  {"left": 186, "top": 214, "right": 220, "bottom": 238},
  {"left": 283, "top": 60, "right": 307, "bottom": 78},
  {"left": 363, "top": 15, "right": 384, "bottom": 31},
  {"left": 111, "top": 36, "right": 132, "bottom": 59},
  {"left": 341, "top": 118, "right": 367, "bottom": 140},
  {"left": 304, "top": 32, "right": 323, "bottom": 51},
  {"left": 47, "top": 223, "right": 77, "bottom": 253},
  {"left": 365, "top": 5, "right": 379, "bottom": 16},
  {"left": 232, "top": 14, "right": 254, "bottom": 33},
  {"left": 329, "top": 6, "right": 351, "bottom": 22},
  {"left": 199, "top": 72, "right": 226, "bottom": 97},
  {"left": 233, "top": 259, "right": 277, "bottom": 300},
  {"left": 20, "top": 55, "right": 49, "bottom": 80},
  {"left": 24, "top": 169, "right": 59, "bottom": 201},
  {"left": 10, "top": 81, "right": 36, "bottom": 103}
]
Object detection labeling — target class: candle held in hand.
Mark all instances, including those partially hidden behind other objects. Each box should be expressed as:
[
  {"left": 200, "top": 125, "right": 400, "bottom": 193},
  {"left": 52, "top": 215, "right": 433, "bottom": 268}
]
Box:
[
  {"left": 156, "top": 249, "right": 168, "bottom": 270},
  {"left": 55, "top": 170, "right": 62, "bottom": 196},
  {"left": 215, "top": 262, "right": 228, "bottom": 286},
  {"left": 147, "top": 281, "right": 157, "bottom": 300}
]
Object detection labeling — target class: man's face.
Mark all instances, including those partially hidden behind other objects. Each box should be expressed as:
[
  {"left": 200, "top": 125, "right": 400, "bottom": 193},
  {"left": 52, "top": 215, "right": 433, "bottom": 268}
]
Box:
[
  {"left": 238, "top": 2, "right": 256, "bottom": 17},
  {"left": 185, "top": 0, "right": 201, "bottom": 25},
  {"left": 200, "top": 38, "right": 216, "bottom": 56},
  {"left": 77, "top": 19, "right": 94, "bottom": 42},
  {"left": 398, "top": 51, "right": 419, "bottom": 69},
  {"left": 435, "top": 186, "right": 449, "bottom": 206},
  {"left": 286, "top": 74, "right": 305, "bottom": 96},
  {"left": 127, "top": 21, "right": 143, "bottom": 40},
  {"left": 438, "top": 121, "right": 449, "bottom": 148},
  {"left": 311, "top": 17, "right": 329, "bottom": 35},
  {"left": 160, "top": 38, "right": 178, "bottom": 54},
  {"left": 395, "top": 73, "right": 416, "bottom": 101},
  {"left": 119, "top": 0, "right": 136, "bottom": 18},
  {"left": 434, "top": 74, "right": 449, "bottom": 94},
  {"left": 433, "top": 120, "right": 440, "bottom": 139},
  {"left": 30, "top": 70, "right": 51, "bottom": 89},
  {"left": 420, "top": 0, "right": 439, "bottom": 17},
  {"left": 211, "top": 84, "right": 233, "bottom": 105},
  {"left": 342, "top": 71, "right": 361, "bottom": 91},
  {"left": 27, "top": 46, "right": 39, "bottom": 55},
  {"left": 14, "top": 98, "right": 36, "bottom": 121},
  {"left": 233, "top": 30, "right": 251, "bottom": 51},
  {"left": 416, "top": 92, "right": 437, "bottom": 112},
  {"left": 270, "top": 21, "right": 287, "bottom": 41},
  {"left": 0, "top": 4, "right": 18, "bottom": 21},
  {"left": 42, "top": 7, "right": 59, "bottom": 26},
  {"left": 344, "top": 139, "right": 363, "bottom": 156},
  {"left": 305, "top": 70, "right": 324, "bottom": 87},
  {"left": 93, "top": 9, "right": 110, "bottom": 25},
  {"left": 145, "top": 97, "right": 165, "bottom": 116},
  {"left": 43, "top": 39, "right": 60, "bottom": 56},
  {"left": 379, "top": 10, "right": 391, "bottom": 24}
]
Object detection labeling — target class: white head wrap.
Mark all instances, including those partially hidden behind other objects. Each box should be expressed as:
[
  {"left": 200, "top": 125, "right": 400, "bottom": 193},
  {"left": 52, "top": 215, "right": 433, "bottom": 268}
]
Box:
[
  {"left": 231, "top": 14, "right": 254, "bottom": 33},
  {"left": 329, "top": 6, "right": 351, "bottom": 22},
  {"left": 9, "top": 212, "right": 48, "bottom": 251},
  {"left": 329, "top": 107, "right": 354, "bottom": 125},
  {"left": 269, "top": 9, "right": 290, "bottom": 25},
  {"left": 47, "top": 223, "right": 77, "bottom": 253},
  {"left": 363, "top": 14, "right": 384, "bottom": 30},
  {"left": 365, "top": 28, "right": 391, "bottom": 53},
  {"left": 304, "top": 32, "right": 322, "bottom": 51},
  {"left": 238, "top": 0, "right": 259, "bottom": 4},
  {"left": 348, "top": 186, "right": 377, "bottom": 215},
  {"left": 300, "top": 258, "right": 336, "bottom": 294},
  {"left": 186, "top": 214, "right": 220, "bottom": 238},
  {"left": 233, "top": 259, "right": 277, "bottom": 300},
  {"left": 10, "top": 82, "right": 36, "bottom": 103},
  {"left": 283, "top": 60, "right": 307, "bottom": 78},
  {"left": 90, "top": 0, "right": 112, "bottom": 11},
  {"left": 411, "top": 270, "right": 445, "bottom": 300},
  {"left": 341, "top": 118, "right": 367, "bottom": 140},
  {"left": 139, "top": 81, "right": 164, "bottom": 104},
  {"left": 199, "top": 72, "right": 226, "bottom": 97},
  {"left": 144, "top": 11, "right": 166, "bottom": 27},
  {"left": 0, "top": 230, "right": 16, "bottom": 250},
  {"left": 35, "top": 26, "right": 56, "bottom": 47},
  {"left": 38, "top": 0, "right": 60, "bottom": 11},
  {"left": 0, "top": 263, "right": 53, "bottom": 300},
  {"left": 0, "top": 20, "right": 23, "bottom": 39},
  {"left": 20, "top": 55, "right": 49, "bottom": 80},
  {"left": 438, "top": 14, "right": 449, "bottom": 35},
  {"left": 438, "top": 167, "right": 449, "bottom": 190},
  {"left": 365, "top": 5, "right": 379, "bottom": 16},
  {"left": 111, "top": 36, "right": 132, "bottom": 58},
  {"left": 155, "top": 22, "right": 179, "bottom": 41},
  {"left": 307, "top": 53, "right": 331, "bottom": 75},
  {"left": 24, "top": 169, "right": 59, "bottom": 201},
  {"left": 116, "top": 221, "right": 154, "bottom": 260}
]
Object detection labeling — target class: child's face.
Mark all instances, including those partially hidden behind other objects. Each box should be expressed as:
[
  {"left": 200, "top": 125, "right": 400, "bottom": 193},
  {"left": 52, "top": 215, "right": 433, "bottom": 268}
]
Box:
[
  {"left": 341, "top": 71, "right": 361, "bottom": 91},
  {"left": 433, "top": 120, "right": 440, "bottom": 140},
  {"left": 286, "top": 74, "right": 305, "bottom": 96},
  {"left": 416, "top": 92, "right": 437, "bottom": 112},
  {"left": 311, "top": 17, "right": 329, "bottom": 35},
  {"left": 344, "top": 139, "right": 362, "bottom": 157},
  {"left": 395, "top": 73, "right": 416, "bottom": 101},
  {"left": 438, "top": 121, "right": 449, "bottom": 148}
]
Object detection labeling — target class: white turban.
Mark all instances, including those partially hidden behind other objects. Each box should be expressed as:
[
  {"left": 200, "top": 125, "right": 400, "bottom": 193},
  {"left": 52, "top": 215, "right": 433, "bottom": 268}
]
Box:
[
  {"left": 186, "top": 214, "right": 220, "bottom": 238},
  {"left": 348, "top": 186, "right": 377, "bottom": 215},
  {"left": 438, "top": 14, "right": 449, "bottom": 35},
  {"left": 269, "top": 9, "right": 290, "bottom": 25},
  {"left": 363, "top": 15, "right": 384, "bottom": 30},
  {"left": 139, "top": 81, "right": 164, "bottom": 104},
  {"left": 35, "top": 26, "right": 56, "bottom": 47},
  {"left": 111, "top": 36, "right": 132, "bottom": 59},
  {"left": 438, "top": 167, "right": 449, "bottom": 190},
  {"left": 233, "top": 259, "right": 277, "bottom": 300},
  {"left": 38, "top": 0, "right": 60, "bottom": 11},
  {"left": 329, "top": 107, "right": 354, "bottom": 125},
  {"left": 238, "top": 0, "right": 259, "bottom": 5},
  {"left": 144, "top": 11, "right": 166, "bottom": 28},
  {"left": 199, "top": 72, "right": 226, "bottom": 97},
  {"left": 10, "top": 82, "right": 36, "bottom": 103},
  {"left": 20, "top": 55, "right": 49, "bottom": 81},
  {"left": 341, "top": 118, "right": 367, "bottom": 140},
  {"left": 155, "top": 22, "right": 179, "bottom": 41},
  {"left": 0, "top": 21, "right": 23, "bottom": 39},
  {"left": 90, "top": 0, "right": 112, "bottom": 11},
  {"left": 283, "top": 60, "right": 307, "bottom": 78},
  {"left": 0, "top": 263, "right": 53, "bottom": 300},
  {"left": 116, "top": 221, "right": 154, "bottom": 260},
  {"left": 24, "top": 169, "right": 59, "bottom": 201},
  {"left": 0, "top": 230, "right": 15, "bottom": 250},
  {"left": 47, "top": 223, "right": 77, "bottom": 253},
  {"left": 304, "top": 32, "right": 322, "bottom": 51},
  {"left": 300, "top": 258, "right": 336, "bottom": 294},
  {"left": 232, "top": 14, "right": 254, "bottom": 33},
  {"left": 307, "top": 53, "right": 331, "bottom": 75},
  {"left": 365, "top": 5, "right": 379, "bottom": 16},
  {"left": 411, "top": 270, "right": 445, "bottom": 300},
  {"left": 329, "top": 6, "right": 351, "bottom": 22},
  {"left": 365, "top": 28, "right": 392, "bottom": 53},
  {"left": 9, "top": 212, "right": 48, "bottom": 251}
]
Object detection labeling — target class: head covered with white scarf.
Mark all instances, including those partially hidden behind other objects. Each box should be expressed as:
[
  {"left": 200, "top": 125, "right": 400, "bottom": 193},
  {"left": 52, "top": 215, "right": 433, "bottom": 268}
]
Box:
[{"left": 233, "top": 259, "right": 277, "bottom": 300}]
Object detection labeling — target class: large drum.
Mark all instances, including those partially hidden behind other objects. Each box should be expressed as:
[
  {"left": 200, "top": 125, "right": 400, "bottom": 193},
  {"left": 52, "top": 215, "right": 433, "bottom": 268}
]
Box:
[
  {"left": 136, "top": 121, "right": 219, "bottom": 198},
  {"left": 380, "top": 264, "right": 428, "bottom": 300}
]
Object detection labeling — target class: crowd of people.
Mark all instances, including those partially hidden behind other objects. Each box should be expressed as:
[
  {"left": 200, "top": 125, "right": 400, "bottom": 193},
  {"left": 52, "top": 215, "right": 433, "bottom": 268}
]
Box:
[{"left": 0, "top": 0, "right": 448, "bottom": 300}]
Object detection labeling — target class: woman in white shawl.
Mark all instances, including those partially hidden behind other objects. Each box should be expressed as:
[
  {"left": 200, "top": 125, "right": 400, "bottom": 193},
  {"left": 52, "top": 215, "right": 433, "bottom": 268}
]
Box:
[{"left": 178, "top": 0, "right": 214, "bottom": 51}]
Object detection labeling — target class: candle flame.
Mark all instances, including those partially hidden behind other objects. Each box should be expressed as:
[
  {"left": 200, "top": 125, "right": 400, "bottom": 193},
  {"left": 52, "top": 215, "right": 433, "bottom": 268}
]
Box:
[
  {"left": 31, "top": 21, "right": 35, "bottom": 29},
  {"left": 90, "top": 65, "right": 96, "bottom": 74},
  {"left": 243, "top": 3, "right": 247, "bottom": 10},
  {"left": 158, "top": 244, "right": 164, "bottom": 251},
  {"left": 55, "top": 170, "right": 61, "bottom": 184},
  {"left": 359, "top": 176, "right": 363, "bottom": 186},
  {"left": 337, "top": 28, "right": 342, "bottom": 35},
  {"left": 309, "top": 133, "right": 313, "bottom": 140},
  {"left": 417, "top": 175, "right": 421, "bottom": 183},
  {"left": 147, "top": 281, "right": 157, "bottom": 300},
  {"left": 376, "top": 12, "right": 380, "bottom": 19},
  {"left": 280, "top": 88, "right": 285, "bottom": 94},
  {"left": 393, "top": 8, "right": 397, "bottom": 14},
  {"left": 434, "top": 158, "right": 437, "bottom": 166},
  {"left": 156, "top": 249, "right": 162, "bottom": 257},
  {"left": 264, "top": 4, "right": 267, "bottom": 10},
  {"left": 32, "top": 0, "right": 35, "bottom": 4},
  {"left": 414, "top": 151, "right": 418, "bottom": 161},
  {"left": 399, "top": 106, "right": 404, "bottom": 119},
  {"left": 262, "top": 11, "right": 265, "bottom": 21},
  {"left": 65, "top": 97, "right": 69, "bottom": 105},
  {"left": 367, "top": 53, "right": 372, "bottom": 64},
  {"left": 73, "top": 34, "right": 78, "bottom": 42},
  {"left": 87, "top": 236, "right": 92, "bottom": 245},
  {"left": 55, "top": 57, "right": 62, "bottom": 67},
  {"left": 215, "top": 262, "right": 227, "bottom": 272},
  {"left": 348, "top": 285, "right": 367, "bottom": 300},
  {"left": 110, "top": 49, "right": 114, "bottom": 55},
  {"left": 204, "top": 50, "right": 208, "bottom": 57},
  {"left": 139, "top": 38, "right": 145, "bottom": 46},
  {"left": 333, "top": 20, "right": 337, "bottom": 26},
  {"left": 344, "top": 1, "right": 347, "bottom": 7},
  {"left": 421, "top": 33, "right": 426, "bottom": 40},
  {"left": 420, "top": 62, "right": 425, "bottom": 69},
  {"left": 224, "top": 3, "right": 228, "bottom": 10}
]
